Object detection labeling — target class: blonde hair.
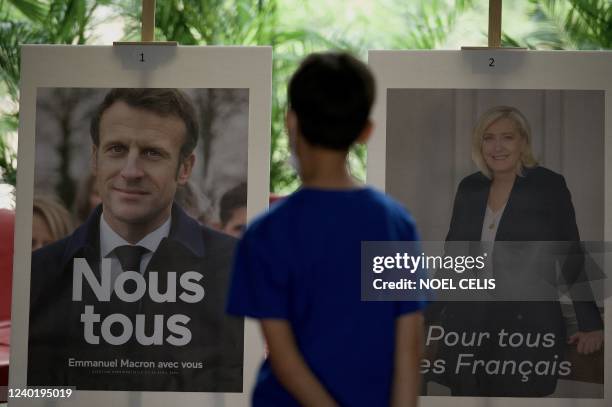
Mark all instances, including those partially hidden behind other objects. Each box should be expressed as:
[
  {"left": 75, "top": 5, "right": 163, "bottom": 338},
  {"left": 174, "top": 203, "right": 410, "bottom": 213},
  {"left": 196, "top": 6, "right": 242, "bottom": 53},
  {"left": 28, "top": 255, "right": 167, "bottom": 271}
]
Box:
[
  {"left": 471, "top": 105, "right": 538, "bottom": 179},
  {"left": 33, "top": 195, "right": 75, "bottom": 242}
]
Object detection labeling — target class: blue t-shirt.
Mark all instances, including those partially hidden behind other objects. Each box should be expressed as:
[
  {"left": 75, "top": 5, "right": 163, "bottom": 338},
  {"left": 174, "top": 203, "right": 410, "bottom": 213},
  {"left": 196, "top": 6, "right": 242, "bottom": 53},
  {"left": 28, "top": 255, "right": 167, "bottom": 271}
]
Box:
[{"left": 227, "top": 186, "right": 425, "bottom": 406}]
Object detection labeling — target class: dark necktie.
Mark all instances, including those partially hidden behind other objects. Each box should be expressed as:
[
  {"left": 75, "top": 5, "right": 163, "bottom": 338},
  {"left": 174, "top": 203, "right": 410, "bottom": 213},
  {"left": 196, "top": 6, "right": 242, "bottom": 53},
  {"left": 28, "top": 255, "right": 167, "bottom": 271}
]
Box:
[
  {"left": 114, "top": 245, "right": 148, "bottom": 273},
  {"left": 112, "top": 245, "right": 149, "bottom": 318}
]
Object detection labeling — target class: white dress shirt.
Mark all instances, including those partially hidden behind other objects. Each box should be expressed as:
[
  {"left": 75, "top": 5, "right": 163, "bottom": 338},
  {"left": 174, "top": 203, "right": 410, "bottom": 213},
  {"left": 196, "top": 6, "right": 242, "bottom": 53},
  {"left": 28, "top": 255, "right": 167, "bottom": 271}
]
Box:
[
  {"left": 480, "top": 203, "right": 506, "bottom": 242},
  {"left": 480, "top": 203, "right": 507, "bottom": 279}
]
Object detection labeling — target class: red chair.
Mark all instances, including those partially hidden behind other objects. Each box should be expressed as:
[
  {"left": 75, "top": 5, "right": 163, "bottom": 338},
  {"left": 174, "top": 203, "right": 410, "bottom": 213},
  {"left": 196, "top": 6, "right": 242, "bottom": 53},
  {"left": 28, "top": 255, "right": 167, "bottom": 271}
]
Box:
[
  {"left": 269, "top": 194, "right": 285, "bottom": 206},
  {"left": 0, "top": 208, "right": 14, "bottom": 400},
  {"left": 0, "top": 208, "right": 14, "bottom": 320}
]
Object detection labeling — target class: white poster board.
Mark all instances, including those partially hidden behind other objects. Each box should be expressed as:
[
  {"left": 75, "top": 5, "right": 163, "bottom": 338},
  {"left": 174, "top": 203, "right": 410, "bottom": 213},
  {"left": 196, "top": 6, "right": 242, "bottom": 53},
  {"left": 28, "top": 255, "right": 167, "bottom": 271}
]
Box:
[
  {"left": 368, "top": 50, "right": 612, "bottom": 407},
  {"left": 10, "top": 45, "right": 272, "bottom": 406}
]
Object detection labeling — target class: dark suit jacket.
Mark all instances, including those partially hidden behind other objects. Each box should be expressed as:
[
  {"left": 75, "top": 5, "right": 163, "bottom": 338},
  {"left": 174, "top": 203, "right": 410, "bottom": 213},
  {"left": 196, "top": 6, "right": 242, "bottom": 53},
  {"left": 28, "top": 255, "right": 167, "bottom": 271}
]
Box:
[
  {"left": 28, "top": 204, "right": 243, "bottom": 392},
  {"left": 429, "top": 166, "right": 602, "bottom": 396}
]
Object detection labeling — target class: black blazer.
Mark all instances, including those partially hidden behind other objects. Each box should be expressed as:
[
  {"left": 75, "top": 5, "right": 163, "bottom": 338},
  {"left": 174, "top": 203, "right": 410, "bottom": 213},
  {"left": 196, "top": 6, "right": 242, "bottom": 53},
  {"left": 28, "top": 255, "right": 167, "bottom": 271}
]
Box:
[
  {"left": 449, "top": 166, "right": 581, "bottom": 242},
  {"left": 28, "top": 204, "right": 243, "bottom": 392},
  {"left": 425, "top": 167, "right": 602, "bottom": 396},
  {"left": 446, "top": 166, "right": 602, "bottom": 332}
]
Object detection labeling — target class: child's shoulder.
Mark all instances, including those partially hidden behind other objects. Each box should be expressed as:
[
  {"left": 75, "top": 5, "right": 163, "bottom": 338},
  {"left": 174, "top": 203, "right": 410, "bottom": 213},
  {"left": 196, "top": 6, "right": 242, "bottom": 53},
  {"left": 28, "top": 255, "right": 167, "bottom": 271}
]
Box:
[
  {"left": 241, "top": 191, "right": 301, "bottom": 239},
  {"left": 350, "top": 187, "right": 419, "bottom": 240},
  {"left": 356, "top": 187, "right": 416, "bottom": 222},
  {"left": 265, "top": 186, "right": 408, "bottom": 216},
  {"left": 246, "top": 187, "right": 415, "bottom": 237}
]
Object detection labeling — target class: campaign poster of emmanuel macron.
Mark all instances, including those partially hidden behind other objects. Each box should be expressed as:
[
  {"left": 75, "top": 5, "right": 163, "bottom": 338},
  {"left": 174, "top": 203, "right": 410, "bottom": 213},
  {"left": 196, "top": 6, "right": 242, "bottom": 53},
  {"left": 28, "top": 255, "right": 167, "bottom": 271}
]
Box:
[{"left": 27, "top": 88, "right": 247, "bottom": 392}]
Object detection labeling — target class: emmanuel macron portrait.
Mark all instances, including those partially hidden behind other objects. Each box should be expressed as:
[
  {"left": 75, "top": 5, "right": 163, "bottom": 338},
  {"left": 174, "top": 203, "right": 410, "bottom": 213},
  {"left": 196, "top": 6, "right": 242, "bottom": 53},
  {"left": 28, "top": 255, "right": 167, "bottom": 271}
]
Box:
[{"left": 27, "top": 88, "right": 244, "bottom": 392}]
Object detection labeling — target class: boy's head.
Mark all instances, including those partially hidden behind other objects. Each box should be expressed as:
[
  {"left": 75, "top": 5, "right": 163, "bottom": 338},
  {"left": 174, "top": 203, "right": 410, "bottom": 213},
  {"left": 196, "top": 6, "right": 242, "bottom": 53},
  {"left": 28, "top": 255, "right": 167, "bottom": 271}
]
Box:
[{"left": 287, "top": 52, "right": 375, "bottom": 151}]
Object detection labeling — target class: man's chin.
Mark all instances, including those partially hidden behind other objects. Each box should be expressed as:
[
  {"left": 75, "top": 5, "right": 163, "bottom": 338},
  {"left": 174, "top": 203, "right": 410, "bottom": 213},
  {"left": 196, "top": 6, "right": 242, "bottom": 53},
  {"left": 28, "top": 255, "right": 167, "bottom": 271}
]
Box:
[{"left": 106, "top": 204, "right": 156, "bottom": 225}]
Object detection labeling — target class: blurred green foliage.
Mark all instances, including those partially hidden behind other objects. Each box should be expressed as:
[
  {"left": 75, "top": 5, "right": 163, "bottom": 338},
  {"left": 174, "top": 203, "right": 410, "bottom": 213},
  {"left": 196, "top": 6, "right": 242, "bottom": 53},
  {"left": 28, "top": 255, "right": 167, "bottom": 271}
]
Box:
[
  {"left": 0, "top": 0, "right": 611, "bottom": 191},
  {"left": 503, "top": 0, "right": 612, "bottom": 49},
  {"left": 0, "top": 0, "right": 112, "bottom": 186}
]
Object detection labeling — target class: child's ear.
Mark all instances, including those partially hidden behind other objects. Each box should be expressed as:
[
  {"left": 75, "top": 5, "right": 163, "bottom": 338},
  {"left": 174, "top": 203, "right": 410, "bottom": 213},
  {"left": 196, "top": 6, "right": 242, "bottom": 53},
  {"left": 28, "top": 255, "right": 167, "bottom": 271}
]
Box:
[
  {"left": 286, "top": 110, "right": 298, "bottom": 138},
  {"left": 356, "top": 119, "right": 373, "bottom": 145}
]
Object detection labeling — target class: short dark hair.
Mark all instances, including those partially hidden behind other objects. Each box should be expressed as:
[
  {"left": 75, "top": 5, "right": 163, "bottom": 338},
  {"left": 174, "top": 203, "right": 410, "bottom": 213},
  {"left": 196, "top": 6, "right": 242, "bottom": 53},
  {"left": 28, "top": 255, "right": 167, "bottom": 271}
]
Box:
[
  {"left": 73, "top": 172, "right": 97, "bottom": 223},
  {"left": 90, "top": 88, "right": 199, "bottom": 161},
  {"left": 288, "top": 52, "right": 375, "bottom": 150},
  {"left": 219, "top": 182, "right": 247, "bottom": 227}
]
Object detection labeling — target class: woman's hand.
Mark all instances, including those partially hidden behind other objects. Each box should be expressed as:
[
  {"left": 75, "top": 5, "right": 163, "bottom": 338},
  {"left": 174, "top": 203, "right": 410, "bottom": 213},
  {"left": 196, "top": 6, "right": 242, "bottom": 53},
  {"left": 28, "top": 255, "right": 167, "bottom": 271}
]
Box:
[{"left": 568, "top": 330, "right": 604, "bottom": 355}]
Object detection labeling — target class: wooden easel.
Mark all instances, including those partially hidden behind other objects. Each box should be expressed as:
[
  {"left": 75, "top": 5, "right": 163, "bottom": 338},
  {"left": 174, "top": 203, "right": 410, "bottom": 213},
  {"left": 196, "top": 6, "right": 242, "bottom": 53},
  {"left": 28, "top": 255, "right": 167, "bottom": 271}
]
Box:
[
  {"left": 462, "top": 0, "right": 525, "bottom": 50},
  {"left": 109, "top": 3, "right": 176, "bottom": 403},
  {"left": 114, "top": 0, "right": 177, "bottom": 46}
]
